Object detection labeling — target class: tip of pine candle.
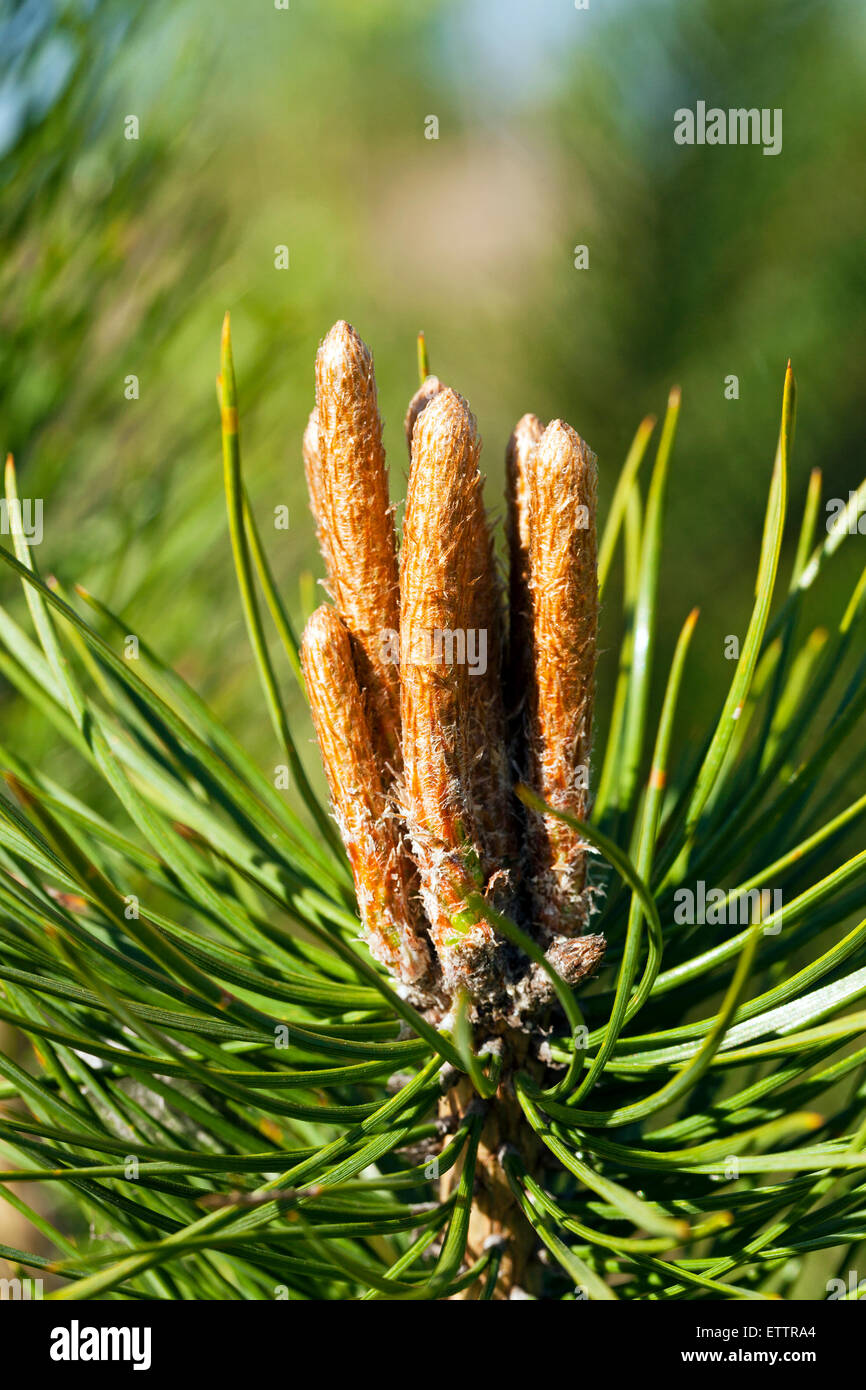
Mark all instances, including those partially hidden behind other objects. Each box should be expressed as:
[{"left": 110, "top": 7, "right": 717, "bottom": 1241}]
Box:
[
  {"left": 419, "top": 383, "right": 465, "bottom": 422},
  {"left": 405, "top": 375, "right": 444, "bottom": 452},
  {"left": 317, "top": 320, "right": 372, "bottom": 380},
  {"left": 302, "top": 603, "right": 348, "bottom": 656},
  {"left": 507, "top": 414, "right": 545, "bottom": 461},
  {"left": 321, "top": 319, "right": 358, "bottom": 351},
  {"left": 411, "top": 385, "right": 479, "bottom": 464},
  {"left": 542, "top": 418, "right": 577, "bottom": 446},
  {"left": 538, "top": 419, "right": 595, "bottom": 475}
]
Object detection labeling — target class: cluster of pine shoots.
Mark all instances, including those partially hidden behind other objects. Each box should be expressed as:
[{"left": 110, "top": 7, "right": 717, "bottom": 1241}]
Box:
[{"left": 300, "top": 321, "right": 605, "bottom": 1034}]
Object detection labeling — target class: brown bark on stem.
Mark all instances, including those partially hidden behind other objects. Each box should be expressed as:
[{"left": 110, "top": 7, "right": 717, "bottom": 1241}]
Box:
[{"left": 438, "top": 1037, "right": 545, "bottom": 1300}]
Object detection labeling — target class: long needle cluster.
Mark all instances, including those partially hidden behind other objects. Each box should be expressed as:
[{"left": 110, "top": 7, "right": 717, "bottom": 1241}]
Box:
[{"left": 302, "top": 322, "right": 604, "bottom": 1029}]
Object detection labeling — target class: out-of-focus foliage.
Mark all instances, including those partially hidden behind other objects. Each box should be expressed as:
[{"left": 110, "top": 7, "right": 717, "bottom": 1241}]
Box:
[{"left": 0, "top": 0, "right": 230, "bottom": 761}]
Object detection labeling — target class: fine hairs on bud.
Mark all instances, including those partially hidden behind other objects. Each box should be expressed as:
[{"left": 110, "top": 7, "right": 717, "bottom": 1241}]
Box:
[
  {"left": 524, "top": 419, "right": 598, "bottom": 939},
  {"left": 505, "top": 412, "right": 545, "bottom": 719},
  {"left": 301, "top": 605, "right": 439, "bottom": 997},
  {"left": 311, "top": 321, "right": 401, "bottom": 766},
  {"left": 406, "top": 381, "right": 518, "bottom": 890},
  {"left": 302, "top": 407, "right": 323, "bottom": 538},
  {"left": 462, "top": 429, "right": 517, "bottom": 893},
  {"left": 399, "top": 387, "right": 510, "bottom": 1001},
  {"left": 404, "top": 375, "right": 442, "bottom": 455}
]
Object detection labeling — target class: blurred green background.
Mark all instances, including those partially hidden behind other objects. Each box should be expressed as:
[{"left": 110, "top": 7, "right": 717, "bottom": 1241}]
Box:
[{"left": 1, "top": 0, "right": 865, "bottom": 792}]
